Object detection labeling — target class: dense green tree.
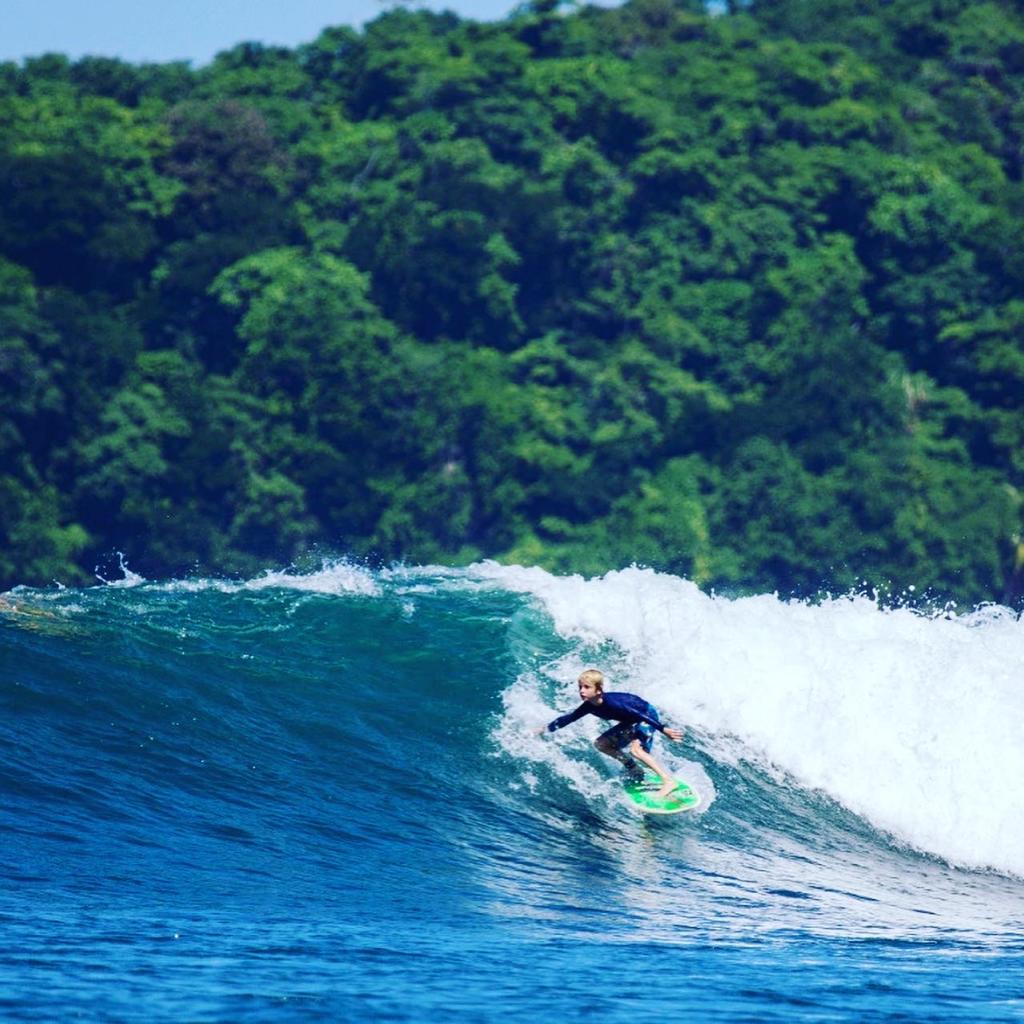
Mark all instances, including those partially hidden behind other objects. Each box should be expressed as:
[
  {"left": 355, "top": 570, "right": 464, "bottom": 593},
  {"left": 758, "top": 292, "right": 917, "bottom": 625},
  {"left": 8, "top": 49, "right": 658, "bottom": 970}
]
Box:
[
  {"left": 0, "top": 81, "right": 180, "bottom": 293},
  {"left": 1, "top": 0, "right": 1022, "bottom": 607},
  {"left": 0, "top": 259, "right": 89, "bottom": 583},
  {"left": 210, "top": 246, "right": 470, "bottom": 558}
]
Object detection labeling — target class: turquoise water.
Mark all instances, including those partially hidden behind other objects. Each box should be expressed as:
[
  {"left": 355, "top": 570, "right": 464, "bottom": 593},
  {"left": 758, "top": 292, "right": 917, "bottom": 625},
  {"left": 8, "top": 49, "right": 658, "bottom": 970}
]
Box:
[{"left": 2, "top": 563, "right": 1023, "bottom": 1021}]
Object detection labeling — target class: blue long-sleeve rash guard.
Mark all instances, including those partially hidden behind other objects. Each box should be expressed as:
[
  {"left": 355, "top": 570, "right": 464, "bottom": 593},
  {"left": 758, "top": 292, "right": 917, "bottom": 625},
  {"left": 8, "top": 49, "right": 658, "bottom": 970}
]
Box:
[{"left": 546, "top": 691, "right": 666, "bottom": 734}]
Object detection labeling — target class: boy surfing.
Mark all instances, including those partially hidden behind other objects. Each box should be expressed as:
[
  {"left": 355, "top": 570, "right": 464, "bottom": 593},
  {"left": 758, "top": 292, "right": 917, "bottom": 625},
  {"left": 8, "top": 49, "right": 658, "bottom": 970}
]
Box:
[{"left": 539, "top": 669, "right": 684, "bottom": 798}]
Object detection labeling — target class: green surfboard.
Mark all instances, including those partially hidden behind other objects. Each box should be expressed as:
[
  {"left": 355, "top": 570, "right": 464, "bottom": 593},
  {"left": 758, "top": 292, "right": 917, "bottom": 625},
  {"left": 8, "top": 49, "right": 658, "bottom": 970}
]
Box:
[{"left": 623, "top": 774, "right": 701, "bottom": 815}]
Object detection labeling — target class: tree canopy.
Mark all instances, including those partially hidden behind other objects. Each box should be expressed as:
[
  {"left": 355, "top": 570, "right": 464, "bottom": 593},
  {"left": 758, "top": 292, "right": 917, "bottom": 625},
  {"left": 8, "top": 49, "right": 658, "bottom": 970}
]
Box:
[{"left": 2, "top": 0, "right": 1022, "bottom": 606}]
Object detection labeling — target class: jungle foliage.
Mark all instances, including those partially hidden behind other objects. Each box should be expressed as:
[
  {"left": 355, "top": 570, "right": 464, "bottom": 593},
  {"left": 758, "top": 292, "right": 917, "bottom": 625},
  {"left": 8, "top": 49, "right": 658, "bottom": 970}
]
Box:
[{"left": 2, "top": 0, "right": 1023, "bottom": 605}]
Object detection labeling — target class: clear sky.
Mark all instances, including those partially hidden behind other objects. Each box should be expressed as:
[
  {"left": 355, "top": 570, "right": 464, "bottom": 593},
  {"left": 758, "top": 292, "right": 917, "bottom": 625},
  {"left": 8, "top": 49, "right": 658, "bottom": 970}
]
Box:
[{"left": 3, "top": 0, "right": 580, "bottom": 68}]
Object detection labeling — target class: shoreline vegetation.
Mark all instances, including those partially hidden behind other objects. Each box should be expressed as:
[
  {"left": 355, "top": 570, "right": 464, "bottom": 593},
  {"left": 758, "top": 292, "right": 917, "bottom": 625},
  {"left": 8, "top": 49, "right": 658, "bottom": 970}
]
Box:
[{"left": 2, "top": 0, "right": 1022, "bottom": 607}]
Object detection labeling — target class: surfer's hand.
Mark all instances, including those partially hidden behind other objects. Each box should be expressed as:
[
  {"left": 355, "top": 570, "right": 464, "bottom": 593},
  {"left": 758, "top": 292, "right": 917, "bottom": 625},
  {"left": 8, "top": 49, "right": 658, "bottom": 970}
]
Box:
[
  {"left": 536, "top": 726, "right": 549, "bottom": 736},
  {"left": 664, "top": 727, "right": 684, "bottom": 742}
]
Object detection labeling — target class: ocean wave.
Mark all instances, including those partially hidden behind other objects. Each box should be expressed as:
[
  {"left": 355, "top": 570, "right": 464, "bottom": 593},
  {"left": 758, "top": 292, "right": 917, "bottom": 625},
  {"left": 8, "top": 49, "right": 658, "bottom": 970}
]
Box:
[
  {"left": 481, "top": 563, "right": 1024, "bottom": 878},
  {"left": 5, "top": 559, "right": 1022, "bottom": 881}
]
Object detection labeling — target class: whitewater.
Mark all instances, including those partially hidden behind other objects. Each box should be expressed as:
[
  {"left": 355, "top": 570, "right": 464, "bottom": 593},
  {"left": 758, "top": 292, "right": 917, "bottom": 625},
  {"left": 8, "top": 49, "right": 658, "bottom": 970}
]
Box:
[{"left": 2, "top": 562, "right": 1023, "bottom": 1021}]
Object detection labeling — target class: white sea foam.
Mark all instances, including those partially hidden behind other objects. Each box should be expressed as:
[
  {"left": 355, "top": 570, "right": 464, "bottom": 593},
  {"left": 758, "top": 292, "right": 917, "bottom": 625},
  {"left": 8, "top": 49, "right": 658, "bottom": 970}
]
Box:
[
  {"left": 240, "top": 562, "right": 380, "bottom": 596},
  {"left": 96, "top": 553, "right": 147, "bottom": 588},
  {"left": 153, "top": 561, "right": 381, "bottom": 597},
  {"left": 484, "top": 563, "right": 1024, "bottom": 877}
]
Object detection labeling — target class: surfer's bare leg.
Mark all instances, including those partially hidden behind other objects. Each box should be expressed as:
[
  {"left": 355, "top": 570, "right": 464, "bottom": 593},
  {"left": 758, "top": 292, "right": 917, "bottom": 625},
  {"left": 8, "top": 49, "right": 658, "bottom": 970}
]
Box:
[
  {"left": 594, "top": 735, "right": 643, "bottom": 778},
  {"left": 628, "top": 740, "right": 678, "bottom": 797}
]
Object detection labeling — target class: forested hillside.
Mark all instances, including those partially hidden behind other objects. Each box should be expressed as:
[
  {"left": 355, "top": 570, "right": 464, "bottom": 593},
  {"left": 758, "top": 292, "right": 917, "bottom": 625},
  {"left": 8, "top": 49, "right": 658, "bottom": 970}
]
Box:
[{"left": 2, "top": 0, "right": 1023, "bottom": 605}]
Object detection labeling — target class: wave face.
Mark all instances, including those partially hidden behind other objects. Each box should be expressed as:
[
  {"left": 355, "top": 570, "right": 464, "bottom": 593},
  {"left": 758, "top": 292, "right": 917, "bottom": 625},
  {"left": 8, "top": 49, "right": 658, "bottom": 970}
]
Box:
[{"left": 3, "top": 564, "right": 1024, "bottom": 1022}]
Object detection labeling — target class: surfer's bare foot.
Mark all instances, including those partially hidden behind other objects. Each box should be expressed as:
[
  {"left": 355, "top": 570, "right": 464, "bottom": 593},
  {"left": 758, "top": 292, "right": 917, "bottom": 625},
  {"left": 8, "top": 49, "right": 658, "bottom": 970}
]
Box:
[{"left": 655, "top": 778, "right": 680, "bottom": 798}]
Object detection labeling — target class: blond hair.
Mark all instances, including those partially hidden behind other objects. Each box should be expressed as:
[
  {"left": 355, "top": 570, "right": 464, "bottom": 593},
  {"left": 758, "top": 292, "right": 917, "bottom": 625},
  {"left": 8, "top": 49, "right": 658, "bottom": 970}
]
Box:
[{"left": 578, "top": 669, "right": 605, "bottom": 692}]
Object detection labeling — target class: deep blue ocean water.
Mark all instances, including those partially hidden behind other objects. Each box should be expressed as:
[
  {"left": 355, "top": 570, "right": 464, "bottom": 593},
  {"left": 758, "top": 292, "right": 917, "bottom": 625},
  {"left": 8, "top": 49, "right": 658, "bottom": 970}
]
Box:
[{"left": 2, "top": 562, "right": 1023, "bottom": 1022}]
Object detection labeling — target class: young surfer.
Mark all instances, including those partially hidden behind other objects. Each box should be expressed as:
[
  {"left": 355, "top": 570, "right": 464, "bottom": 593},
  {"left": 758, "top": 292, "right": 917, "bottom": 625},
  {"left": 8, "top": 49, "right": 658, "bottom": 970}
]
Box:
[{"left": 539, "top": 669, "right": 684, "bottom": 798}]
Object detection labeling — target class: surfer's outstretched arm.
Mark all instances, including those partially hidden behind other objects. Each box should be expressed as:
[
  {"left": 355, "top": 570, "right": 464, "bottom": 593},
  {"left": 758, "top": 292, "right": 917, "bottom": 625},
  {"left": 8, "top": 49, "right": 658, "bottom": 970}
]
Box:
[{"left": 539, "top": 702, "right": 591, "bottom": 735}]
